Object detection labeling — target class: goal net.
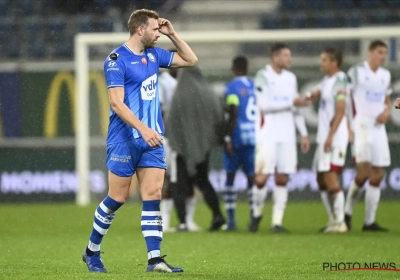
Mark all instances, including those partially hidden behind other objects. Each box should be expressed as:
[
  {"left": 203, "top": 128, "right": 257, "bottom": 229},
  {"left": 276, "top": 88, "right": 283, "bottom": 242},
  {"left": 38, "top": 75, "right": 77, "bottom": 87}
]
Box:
[{"left": 75, "top": 26, "right": 400, "bottom": 206}]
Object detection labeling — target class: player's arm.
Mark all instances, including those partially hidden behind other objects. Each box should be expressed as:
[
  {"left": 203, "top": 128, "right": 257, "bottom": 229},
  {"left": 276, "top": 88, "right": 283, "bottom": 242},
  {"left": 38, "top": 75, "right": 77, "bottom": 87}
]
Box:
[
  {"left": 377, "top": 83, "right": 392, "bottom": 123},
  {"left": 324, "top": 94, "right": 346, "bottom": 152},
  {"left": 293, "top": 108, "right": 310, "bottom": 153},
  {"left": 225, "top": 94, "right": 239, "bottom": 140},
  {"left": 158, "top": 18, "right": 198, "bottom": 67},
  {"left": 108, "top": 88, "right": 162, "bottom": 147}
]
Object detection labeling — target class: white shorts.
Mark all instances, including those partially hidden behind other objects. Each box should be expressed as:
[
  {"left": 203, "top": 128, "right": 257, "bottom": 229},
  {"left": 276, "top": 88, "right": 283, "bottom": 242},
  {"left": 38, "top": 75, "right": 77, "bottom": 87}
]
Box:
[
  {"left": 256, "top": 140, "right": 297, "bottom": 175},
  {"left": 353, "top": 121, "right": 391, "bottom": 167},
  {"left": 312, "top": 143, "right": 347, "bottom": 173}
]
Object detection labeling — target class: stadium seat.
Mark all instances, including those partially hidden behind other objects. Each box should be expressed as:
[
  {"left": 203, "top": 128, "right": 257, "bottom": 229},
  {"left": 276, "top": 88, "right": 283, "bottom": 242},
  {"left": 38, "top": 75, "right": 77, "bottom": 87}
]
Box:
[
  {"left": 23, "top": 17, "right": 42, "bottom": 38},
  {"left": 54, "top": 38, "right": 73, "bottom": 58},
  {"left": 360, "top": 0, "right": 383, "bottom": 8},
  {"left": 0, "top": 0, "right": 9, "bottom": 17},
  {"left": 0, "top": 18, "right": 17, "bottom": 39},
  {"left": 280, "top": 0, "right": 303, "bottom": 10},
  {"left": 46, "top": 17, "right": 67, "bottom": 38},
  {"left": 289, "top": 13, "right": 308, "bottom": 29},
  {"left": 333, "top": 0, "right": 356, "bottom": 8},
  {"left": 16, "top": 0, "right": 35, "bottom": 15},
  {"left": 260, "top": 15, "right": 281, "bottom": 30},
  {"left": 98, "top": 19, "right": 114, "bottom": 32},
  {"left": 341, "top": 11, "right": 361, "bottom": 27},
  {"left": 368, "top": 10, "right": 391, "bottom": 25},
  {"left": 315, "top": 13, "right": 336, "bottom": 28},
  {"left": 3, "top": 37, "right": 20, "bottom": 58},
  {"left": 388, "top": 0, "right": 400, "bottom": 7},
  {"left": 92, "top": 0, "right": 111, "bottom": 14},
  {"left": 27, "top": 37, "right": 46, "bottom": 58},
  {"left": 76, "top": 16, "right": 95, "bottom": 33},
  {"left": 306, "top": 0, "right": 327, "bottom": 9}
]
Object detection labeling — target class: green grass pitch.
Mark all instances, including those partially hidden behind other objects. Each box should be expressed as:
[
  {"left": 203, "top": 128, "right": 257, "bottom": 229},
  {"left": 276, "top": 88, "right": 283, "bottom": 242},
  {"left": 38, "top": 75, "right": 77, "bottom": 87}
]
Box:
[{"left": 1, "top": 200, "right": 399, "bottom": 279}]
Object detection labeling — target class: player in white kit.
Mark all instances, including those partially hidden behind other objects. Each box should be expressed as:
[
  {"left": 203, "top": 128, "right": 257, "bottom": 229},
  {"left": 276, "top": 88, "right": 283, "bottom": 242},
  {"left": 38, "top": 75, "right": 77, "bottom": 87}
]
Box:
[
  {"left": 309, "top": 48, "right": 350, "bottom": 233},
  {"left": 344, "top": 40, "right": 391, "bottom": 232},
  {"left": 250, "top": 43, "right": 311, "bottom": 233},
  {"left": 159, "top": 57, "right": 200, "bottom": 232}
]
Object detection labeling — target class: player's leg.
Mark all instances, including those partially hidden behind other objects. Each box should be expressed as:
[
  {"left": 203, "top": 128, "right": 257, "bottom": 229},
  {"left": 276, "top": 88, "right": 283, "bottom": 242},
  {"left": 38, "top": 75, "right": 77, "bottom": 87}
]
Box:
[
  {"left": 242, "top": 145, "right": 255, "bottom": 220},
  {"left": 191, "top": 154, "right": 225, "bottom": 231},
  {"left": 137, "top": 142, "right": 183, "bottom": 273},
  {"left": 363, "top": 128, "right": 390, "bottom": 231},
  {"left": 185, "top": 183, "right": 201, "bottom": 232},
  {"left": 317, "top": 172, "right": 335, "bottom": 231},
  {"left": 321, "top": 145, "right": 347, "bottom": 233},
  {"left": 344, "top": 124, "right": 371, "bottom": 229},
  {"left": 271, "top": 173, "right": 289, "bottom": 233},
  {"left": 161, "top": 138, "right": 175, "bottom": 232},
  {"left": 270, "top": 141, "right": 297, "bottom": 233},
  {"left": 170, "top": 153, "right": 191, "bottom": 231},
  {"left": 222, "top": 147, "right": 239, "bottom": 230},
  {"left": 249, "top": 142, "right": 274, "bottom": 232},
  {"left": 82, "top": 141, "right": 134, "bottom": 273}
]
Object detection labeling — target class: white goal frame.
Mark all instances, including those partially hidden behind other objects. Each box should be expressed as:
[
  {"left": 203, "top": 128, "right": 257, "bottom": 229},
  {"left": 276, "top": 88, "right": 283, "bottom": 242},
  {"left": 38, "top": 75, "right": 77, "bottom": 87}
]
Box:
[{"left": 74, "top": 26, "right": 400, "bottom": 206}]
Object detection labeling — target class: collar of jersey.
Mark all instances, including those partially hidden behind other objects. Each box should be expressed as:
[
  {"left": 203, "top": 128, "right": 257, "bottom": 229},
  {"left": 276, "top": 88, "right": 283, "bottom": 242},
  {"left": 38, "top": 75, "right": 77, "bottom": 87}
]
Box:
[{"left": 123, "top": 43, "right": 145, "bottom": 56}]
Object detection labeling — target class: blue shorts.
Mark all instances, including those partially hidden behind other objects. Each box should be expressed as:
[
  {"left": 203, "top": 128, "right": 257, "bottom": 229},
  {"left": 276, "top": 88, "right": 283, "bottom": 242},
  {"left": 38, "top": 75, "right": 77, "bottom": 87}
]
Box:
[
  {"left": 223, "top": 145, "right": 255, "bottom": 176},
  {"left": 106, "top": 138, "right": 166, "bottom": 177}
]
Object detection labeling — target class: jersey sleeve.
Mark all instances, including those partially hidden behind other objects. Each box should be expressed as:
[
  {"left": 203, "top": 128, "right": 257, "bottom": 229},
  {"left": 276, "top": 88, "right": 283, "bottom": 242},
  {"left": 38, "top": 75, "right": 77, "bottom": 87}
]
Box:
[
  {"left": 225, "top": 84, "right": 240, "bottom": 106},
  {"left": 104, "top": 57, "right": 125, "bottom": 88},
  {"left": 332, "top": 75, "right": 348, "bottom": 101},
  {"left": 347, "top": 66, "right": 357, "bottom": 91},
  {"left": 155, "top": 47, "right": 174, "bottom": 68}
]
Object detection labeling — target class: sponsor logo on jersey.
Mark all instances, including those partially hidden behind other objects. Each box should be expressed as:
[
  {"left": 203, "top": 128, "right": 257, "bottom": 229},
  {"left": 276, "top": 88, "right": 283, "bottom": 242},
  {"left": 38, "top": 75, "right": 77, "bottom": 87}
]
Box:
[
  {"left": 141, "top": 74, "right": 157, "bottom": 100},
  {"left": 141, "top": 57, "right": 147, "bottom": 64},
  {"left": 147, "top": 53, "right": 156, "bottom": 62},
  {"left": 108, "top": 61, "right": 117, "bottom": 67}
]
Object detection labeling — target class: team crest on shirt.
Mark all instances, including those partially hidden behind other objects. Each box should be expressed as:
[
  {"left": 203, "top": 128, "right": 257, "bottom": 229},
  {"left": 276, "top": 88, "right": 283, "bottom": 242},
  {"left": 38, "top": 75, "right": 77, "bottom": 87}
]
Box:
[
  {"left": 141, "top": 57, "right": 147, "bottom": 64},
  {"left": 147, "top": 53, "right": 156, "bottom": 62}
]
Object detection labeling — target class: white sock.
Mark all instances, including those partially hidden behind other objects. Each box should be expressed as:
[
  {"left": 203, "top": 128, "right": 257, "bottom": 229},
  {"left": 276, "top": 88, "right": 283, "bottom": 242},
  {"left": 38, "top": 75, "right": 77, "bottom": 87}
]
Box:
[
  {"left": 251, "top": 185, "right": 268, "bottom": 218},
  {"left": 365, "top": 184, "right": 381, "bottom": 225},
  {"left": 344, "top": 179, "right": 363, "bottom": 216},
  {"left": 330, "top": 190, "right": 345, "bottom": 223},
  {"left": 320, "top": 191, "right": 334, "bottom": 224},
  {"left": 272, "top": 186, "right": 288, "bottom": 226},
  {"left": 161, "top": 199, "right": 173, "bottom": 229},
  {"left": 185, "top": 196, "right": 197, "bottom": 225}
]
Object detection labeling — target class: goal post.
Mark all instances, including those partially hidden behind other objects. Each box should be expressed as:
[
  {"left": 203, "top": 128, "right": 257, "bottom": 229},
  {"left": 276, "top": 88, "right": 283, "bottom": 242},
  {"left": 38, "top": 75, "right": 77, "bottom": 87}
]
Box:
[{"left": 74, "top": 26, "right": 400, "bottom": 206}]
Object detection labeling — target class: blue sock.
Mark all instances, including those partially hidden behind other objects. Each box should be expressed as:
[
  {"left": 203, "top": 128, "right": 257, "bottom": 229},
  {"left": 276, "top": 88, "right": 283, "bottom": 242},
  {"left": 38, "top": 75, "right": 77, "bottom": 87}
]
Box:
[
  {"left": 87, "top": 196, "right": 123, "bottom": 252},
  {"left": 141, "top": 200, "right": 163, "bottom": 260},
  {"left": 223, "top": 185, "right": 237, "bottom": 226}
]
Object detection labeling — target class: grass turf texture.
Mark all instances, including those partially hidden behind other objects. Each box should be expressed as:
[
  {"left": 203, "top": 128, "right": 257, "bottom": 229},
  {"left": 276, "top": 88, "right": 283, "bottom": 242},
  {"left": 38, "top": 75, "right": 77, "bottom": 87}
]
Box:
[{"left": 1, "top": 201, "right": 399, "bottom": 279}]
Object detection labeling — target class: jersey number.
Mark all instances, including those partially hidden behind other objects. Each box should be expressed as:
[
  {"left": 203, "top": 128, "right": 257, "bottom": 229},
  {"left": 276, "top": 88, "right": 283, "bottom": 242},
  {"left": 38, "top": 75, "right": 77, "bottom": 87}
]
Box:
[{"left": 245, "top": 96, "right": 256, "bottom": 121}]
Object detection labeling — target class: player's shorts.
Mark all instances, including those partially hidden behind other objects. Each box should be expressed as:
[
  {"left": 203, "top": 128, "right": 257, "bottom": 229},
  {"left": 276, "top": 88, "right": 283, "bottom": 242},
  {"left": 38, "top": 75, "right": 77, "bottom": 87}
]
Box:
[
  {"left": 312, "top": 142, "right": 347, "bottom": 173},
  {"left": 255, "top": 141, "right": 297, "bottom": 175},
  {"left": 223, "top": 145, "right": 255, "bottom": 176},
  {"left": 353, "top": 118, "right": 391, "bottom": 167},
  {"left": 106, "top": 138, "right": 166, "bottom": 177}
]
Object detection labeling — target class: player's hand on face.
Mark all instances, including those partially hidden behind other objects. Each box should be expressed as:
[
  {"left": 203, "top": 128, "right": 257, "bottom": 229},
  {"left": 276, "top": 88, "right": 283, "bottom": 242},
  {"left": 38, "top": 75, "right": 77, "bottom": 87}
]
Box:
[
  {"left": 324, "top": 135, "right": 333, "bottom": 153},
  {"left": 141, "top": 126, "right": 163, "bottom": 147},
  {"left": 225, "top": 142, "right": 234, "bottom": 156},
  {"left": 158, "top": 18, "right": 175, "bottom": 36},
  {"left": 394, "top": 98, "right": 400, "bottom": 109},
  {"left": 301, "top": 136, "right": 310, "bottom": 154},
  {"left": 376, "top": 110, "right": 390, "bottom": 124}
]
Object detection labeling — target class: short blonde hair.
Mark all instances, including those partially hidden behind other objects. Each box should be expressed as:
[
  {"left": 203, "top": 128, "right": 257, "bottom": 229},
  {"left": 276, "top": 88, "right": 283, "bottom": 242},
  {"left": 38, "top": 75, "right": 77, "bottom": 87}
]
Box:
[{"left": 128, "top": 9, "right": 159, "bottom": 36}]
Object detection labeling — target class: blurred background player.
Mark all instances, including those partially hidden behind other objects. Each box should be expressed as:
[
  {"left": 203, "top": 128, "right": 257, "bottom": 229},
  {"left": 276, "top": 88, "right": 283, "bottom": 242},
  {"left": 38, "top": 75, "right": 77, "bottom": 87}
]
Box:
[
  {"left": 166, "top": 65, "right": 226, "bottom": 232},
  {"left": 159, "top": 49, "right": 200, "bottom": 232},
  {"left": 251, "top": 43, "right": 311, "bottom": 233},
  {"left": 222, "top": 55, "right": 256, "bottom": 231},
  {"left": 309, "top": 48, "right": 350, "bottom": 233},
  {"left": 344, "top": 40, "right": 392, "bottom": 232}
]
